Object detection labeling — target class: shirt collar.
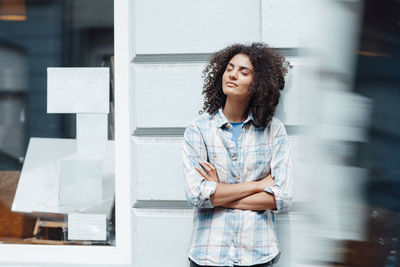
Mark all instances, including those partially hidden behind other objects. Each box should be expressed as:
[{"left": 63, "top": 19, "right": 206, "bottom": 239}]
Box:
[{"left": 215, "top": 108, "right": 254, "bottom": 128}]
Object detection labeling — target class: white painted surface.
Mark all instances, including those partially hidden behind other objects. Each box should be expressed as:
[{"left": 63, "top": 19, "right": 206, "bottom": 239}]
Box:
[
  {"left": 131, "top": 136, "right": 185, "bottom": 203},
  {"left": 131, "top": 210, "right": 292, "bottom": 267},
  {"left": 76, "top": 113, "right": 108, "bottom": 158},
  {"left": 132, "top": 58, "right": 308, "bottom": 130},
  {"left": 132, "top": 136, "right": 303, "bottom": 203},
  {"left": 275, "top": 57, "right": 300, "bottom": 125},
  {"left": 112, "top": 0, "right": 133, "bottom": 263},
  {"left": 12, "top": 138, "right": 115, "bottom": 214},
  {"left": 129, "top": 1, "right": 364, "bottom": 267},
  {"left": 132, "top": 209, "right": 193, "bottom": 267},
  {"left": 261, "top": 0, "right": 320, "bottom": 48},
  {"left": 47, "top": 67, "right": 109, "bottom": 113},
  {"left": 131, "top": 63, "right": 204, "bottom": 130},
  {"left": 133, "top": 0, "right": 261, "bottom": 55},
  {"left": 0, "top": 245, "right": 129, "bottom": 266}
]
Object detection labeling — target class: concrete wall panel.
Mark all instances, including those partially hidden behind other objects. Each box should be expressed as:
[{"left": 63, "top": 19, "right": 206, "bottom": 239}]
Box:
[
  {"left": 132, "top": 58, "right": 309, "bottom": 131},
  {"left": 132, "top": 209, "right": 193, "bottom": 267},
  {"left": 133, "top": 0, "right": 261, "bottom": 55},
  {"left": 131, "top": 63, "right": 204, "bottom": 130},
  {"left": 131, "top": 136, "right": 305, "bottom": 203},
  {"left": 261, "top": 0, "right": 320, "bottom": 48},
  {"left": 132, "top": 136, "right": 185, "bottom": 203}
]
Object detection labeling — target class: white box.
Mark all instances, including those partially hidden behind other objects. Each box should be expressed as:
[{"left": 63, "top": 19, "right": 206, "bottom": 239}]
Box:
[
  {"left": 77, "top": 113, "right": 108, "bottom": 158},
  {"left": 59, "top": 159, "right": 103, "bottom": 210}
]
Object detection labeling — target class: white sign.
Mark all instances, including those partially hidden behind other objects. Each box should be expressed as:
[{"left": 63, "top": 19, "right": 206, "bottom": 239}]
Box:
[
  {"left": 68, "top": 213, "right": 107, "bottom": 241},
  {"left": 47, "top": 67, "right": 109, "bottom": 113}
]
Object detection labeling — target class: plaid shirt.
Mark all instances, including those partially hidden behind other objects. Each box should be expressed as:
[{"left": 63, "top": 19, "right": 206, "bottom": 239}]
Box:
[{"left": 183, "top": 108, "right": 292, "bottom": 266}]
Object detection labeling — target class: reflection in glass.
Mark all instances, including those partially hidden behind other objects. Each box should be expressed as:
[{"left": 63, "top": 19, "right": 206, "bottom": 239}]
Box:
[
  {"left": 0, "top": 0, "right": 27, "bottom": 21},
  {"left": 0, "top": 0, "right": 114, "bottom": 246}
]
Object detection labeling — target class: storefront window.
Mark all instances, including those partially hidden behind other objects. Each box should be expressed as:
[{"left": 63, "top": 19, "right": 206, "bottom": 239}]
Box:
[{"left": 0, "top": 0, "right": 115, "bottom": 246}]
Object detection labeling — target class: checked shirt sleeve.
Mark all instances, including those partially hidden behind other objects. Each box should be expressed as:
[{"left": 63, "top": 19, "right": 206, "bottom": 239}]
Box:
[
  {"left": 183, "top": 123, "right": 217, "bottom": 208},
  {"left": 264, "top": 121, "right": 293, "bottom": 213}
]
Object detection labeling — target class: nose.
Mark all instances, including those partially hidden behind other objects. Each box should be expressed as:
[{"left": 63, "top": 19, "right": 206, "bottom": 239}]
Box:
[{"left": 229, "top": 70, "right": 238, "bottom": 80}]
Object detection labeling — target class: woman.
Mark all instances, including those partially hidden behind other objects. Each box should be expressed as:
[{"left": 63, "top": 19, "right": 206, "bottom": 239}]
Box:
[{"left": 183, "top": 43, "right": 292, "bottom": 267}]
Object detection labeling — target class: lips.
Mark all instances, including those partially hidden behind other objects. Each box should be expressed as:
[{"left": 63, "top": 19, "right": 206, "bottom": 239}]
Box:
[{"left": 226, "top": 82, "right": 237, "bottom": 87}]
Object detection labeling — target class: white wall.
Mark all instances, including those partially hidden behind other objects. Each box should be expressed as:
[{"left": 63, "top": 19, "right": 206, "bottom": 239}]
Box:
[
  {"left": 132, "top": 0, "right": 260, "bottom": 55},
  {"left": 0, "top": 1, "right": 365, "bottom": 266},
  {"left": 129, "top": 1, "right": 319, "bottom": 266}
]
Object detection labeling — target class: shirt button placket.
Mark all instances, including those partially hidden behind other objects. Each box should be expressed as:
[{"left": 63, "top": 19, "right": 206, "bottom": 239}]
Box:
[{"left": 234, "top": 232, "right": 239, "bottom": 264}]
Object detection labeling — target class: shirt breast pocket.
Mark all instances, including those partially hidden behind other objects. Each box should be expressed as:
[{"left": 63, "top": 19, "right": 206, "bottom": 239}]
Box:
[
  {"left": 245, "top": 146, "right": 271, "bottom": 181},
  {"left": 206, "top": 148, "right": 228, "bottom": 183}
]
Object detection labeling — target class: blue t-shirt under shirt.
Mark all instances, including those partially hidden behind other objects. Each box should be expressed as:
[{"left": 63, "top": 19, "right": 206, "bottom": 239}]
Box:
[{"left": 230, "top": 121, "right": 244, "bottom": 151}]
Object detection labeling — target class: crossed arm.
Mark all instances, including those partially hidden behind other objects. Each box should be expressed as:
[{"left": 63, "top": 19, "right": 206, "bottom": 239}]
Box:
[
  {"left": 195, "top": 161, "right": 277, "bottom": 211},
  {"left": 183, "top": 123, "right": 291, "bottom": 212}
]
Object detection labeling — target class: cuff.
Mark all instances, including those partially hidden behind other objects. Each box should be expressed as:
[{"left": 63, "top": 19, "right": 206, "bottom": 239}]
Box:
[
  {"left": 264, "top": 186, "right": 291, "bottom": 213},
  {"left": 201, "top": 181, "right": 217, "bottom": 208}
]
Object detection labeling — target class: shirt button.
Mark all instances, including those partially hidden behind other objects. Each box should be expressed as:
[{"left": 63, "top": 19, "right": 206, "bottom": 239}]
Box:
[
  {"left": 231, "top": 153, "right": 235, "bottom": 158},
  {"left": 237, "top": 175, "right": 240, "bottom": 181},
  {"left": 233, "top": 233, "right": 237, "bottom": 237},
  {"left": 260, "top": 151, "right": 264, "bottom": 155},
  {"left": 213, "top": 153, "right": 216, "bottom": 158}
]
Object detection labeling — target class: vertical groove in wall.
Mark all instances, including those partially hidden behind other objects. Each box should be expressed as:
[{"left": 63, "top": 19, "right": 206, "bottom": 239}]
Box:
[
  {"left": 130, "top": 0, "right": 136, "bottom": 59},
  {"left": 259, "top": 0, "right": 263, "bottom": 41}
]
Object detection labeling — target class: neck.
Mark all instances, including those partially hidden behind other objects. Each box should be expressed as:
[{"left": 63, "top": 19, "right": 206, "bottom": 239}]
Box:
[{"left": 222, "top": 97, "right": 250, "bottom": 123}]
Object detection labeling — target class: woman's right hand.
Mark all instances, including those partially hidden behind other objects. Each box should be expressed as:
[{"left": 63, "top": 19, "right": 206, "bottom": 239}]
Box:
[
  {"left": 256, "top": 174, "right": 275, "bottom": 192},
  {"left": 195, "top": 161, "right": 219, "bottom": 183}
]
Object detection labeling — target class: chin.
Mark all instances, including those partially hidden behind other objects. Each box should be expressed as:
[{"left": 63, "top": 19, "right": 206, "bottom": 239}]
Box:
[
  {"left": 222, "top": 86, "right": 236, "bottom": 96},
  {"left": 224, "top": 92, "right": 246, "bottom": 99}
]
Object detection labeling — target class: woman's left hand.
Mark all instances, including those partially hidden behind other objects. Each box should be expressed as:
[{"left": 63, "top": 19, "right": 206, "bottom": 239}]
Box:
[{"left": 195, "top": 161, "right": 219, "bottom": 183}]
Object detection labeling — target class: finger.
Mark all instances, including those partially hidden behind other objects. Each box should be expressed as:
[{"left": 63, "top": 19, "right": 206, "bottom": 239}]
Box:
[
  {"left": 195, "top": 166, "right": 208, "bottom": 179},
  {"left": 199, "top": 161, "right": 212, "bottom": 173},
  {"left": 203, "top": 161, "right": 216, "bottom": 171},
  {"left": 203, "top": 163, "right": 215, "bottom": 174}
]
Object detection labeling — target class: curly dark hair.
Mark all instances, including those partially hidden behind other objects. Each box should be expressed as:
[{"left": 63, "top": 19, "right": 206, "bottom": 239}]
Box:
[{"left": 201, "top": 43, "right": 290, "bottom": 128}]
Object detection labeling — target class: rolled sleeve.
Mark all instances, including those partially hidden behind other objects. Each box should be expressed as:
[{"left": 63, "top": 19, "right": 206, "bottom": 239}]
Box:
[
  {"left": 183, "top": 123, "right": 217, "bottom": 208},
  {"left": 264, "top": 185, "right": 292, "bottom": 213},
  {"left": 268, "top": 121, "right": 293, "bottom": 213},
  {"left": 189, "top": 179, "right": 217, "bottom": 208}
]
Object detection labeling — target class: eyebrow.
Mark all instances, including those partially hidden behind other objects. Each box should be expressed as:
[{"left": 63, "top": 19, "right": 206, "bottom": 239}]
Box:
[{"left": 227, "top": 62, "right": 253, "bottom": 73}]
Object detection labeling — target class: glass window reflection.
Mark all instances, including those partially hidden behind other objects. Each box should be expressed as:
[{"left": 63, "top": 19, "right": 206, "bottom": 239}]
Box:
[{"left": 0, "top": 0, "right": 114, "bottom": 246}]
